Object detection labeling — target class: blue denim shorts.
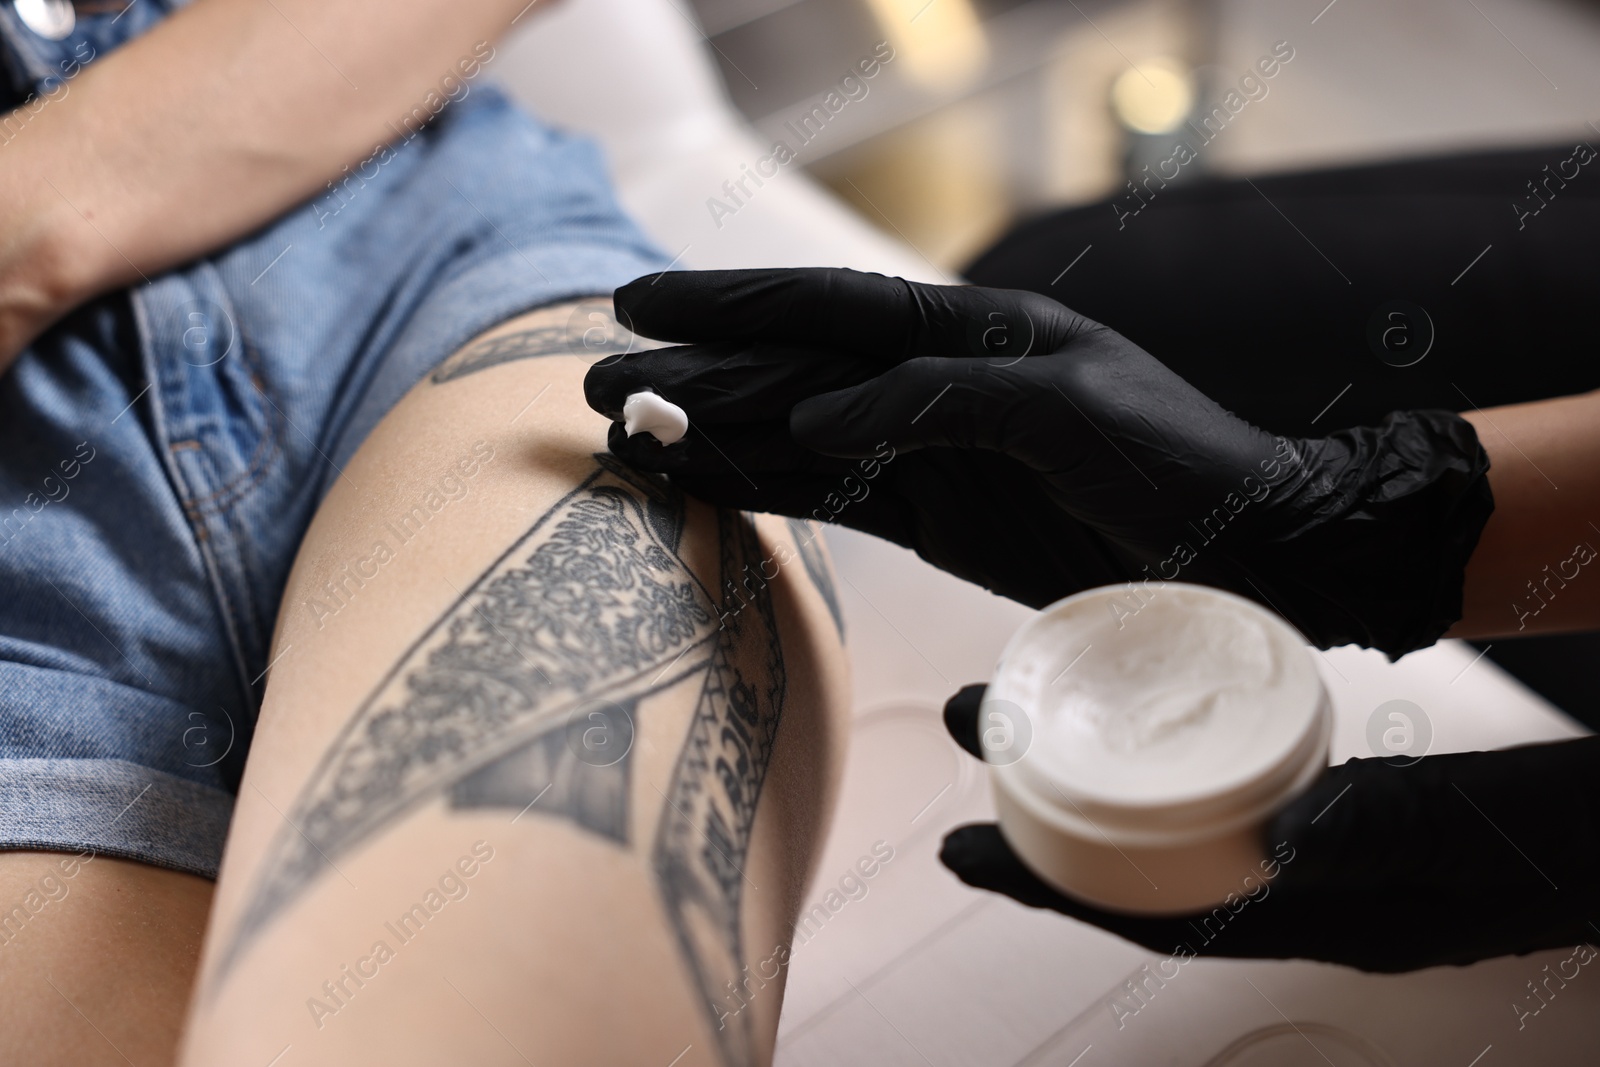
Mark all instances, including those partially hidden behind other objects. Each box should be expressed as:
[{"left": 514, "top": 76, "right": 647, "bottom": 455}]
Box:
[{"left": 0, "top": 2, "right": 668, "bottom": 877}]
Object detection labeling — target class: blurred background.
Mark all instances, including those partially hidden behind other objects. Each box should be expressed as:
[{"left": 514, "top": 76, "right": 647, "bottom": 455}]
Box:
[{"left": 686, "top": 0, "right": 1600, "bottom": 270}]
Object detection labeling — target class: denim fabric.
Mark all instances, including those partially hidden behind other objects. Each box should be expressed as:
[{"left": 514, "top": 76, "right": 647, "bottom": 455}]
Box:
[{"left": 0, "top": 2, "right": 669, "bottom": 876}]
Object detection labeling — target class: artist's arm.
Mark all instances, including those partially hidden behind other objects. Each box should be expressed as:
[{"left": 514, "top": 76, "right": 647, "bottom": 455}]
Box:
[
  {"left": 0, "top": 0, "right": 539, "bottom": 365},
  {"left": 1451, "top": 390, "right": 1600, "bottom": 638},
  {"left": 587, "top": 270, "right": 1497, "bottom": 658}
]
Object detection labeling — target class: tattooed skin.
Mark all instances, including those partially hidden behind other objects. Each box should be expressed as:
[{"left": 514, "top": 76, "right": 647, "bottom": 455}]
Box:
[
  {"left": 430, "top": 298, "right": 646, "bottom": 383},
  {"left": 655, "top": 507, "right": 786, "bottom": 1067},
  {"left": 215, "top": 453, "right": 792, "bottom": 1067},
  {"left": 214, "top": 456, "right": 720, "bottom": 981},
  {"left": 450, "top": 695, "right": 639, "bottom": 843},
  {"left": 785, "top": 518, "right": 844, "bottom": 641}
]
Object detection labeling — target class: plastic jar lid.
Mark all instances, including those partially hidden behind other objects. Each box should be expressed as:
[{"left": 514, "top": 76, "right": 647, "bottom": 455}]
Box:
[{"left": 984, "top": 583, "right": 1329, "bottom": 849}]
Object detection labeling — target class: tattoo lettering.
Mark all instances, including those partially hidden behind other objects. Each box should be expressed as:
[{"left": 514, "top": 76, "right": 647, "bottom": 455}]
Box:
[
  {"left": 214, "top": 456, "right": 718, "bottom": 982},
  {"left": 654, "top": 508, "right": 786, "bottom": 1067}
]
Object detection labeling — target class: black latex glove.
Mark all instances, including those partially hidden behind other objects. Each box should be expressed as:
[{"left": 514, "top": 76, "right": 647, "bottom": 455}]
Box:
[
  {"left": 585, "top": 268, "right": 1492, "bottom": 656},
  {"left": 939, "top": 683, "right": 1600, "bottom": 972}
]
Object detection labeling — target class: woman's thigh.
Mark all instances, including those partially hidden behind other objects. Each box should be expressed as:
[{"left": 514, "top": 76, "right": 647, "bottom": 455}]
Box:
[
  {"left": 0, "top": 850, "right": 210, "bottom": 1067},
  {"left": 178, "top": 299, "right": 851, "bottom": 1066}
]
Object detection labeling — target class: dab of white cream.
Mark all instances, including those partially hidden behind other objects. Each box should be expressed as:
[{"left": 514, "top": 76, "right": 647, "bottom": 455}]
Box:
[{"left": 622, "top": 391, "right": 688, "bottom": 445}]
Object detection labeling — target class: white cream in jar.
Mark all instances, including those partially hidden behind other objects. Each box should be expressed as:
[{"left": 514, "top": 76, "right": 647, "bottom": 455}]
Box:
[{"left": 982, "top": 583, "right": 1329, "bottom": 914}]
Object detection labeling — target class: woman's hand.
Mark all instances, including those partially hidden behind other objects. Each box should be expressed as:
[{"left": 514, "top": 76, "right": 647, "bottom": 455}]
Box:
[{"left": 585, "top": 268, "right": 1493, "bottom": 656}]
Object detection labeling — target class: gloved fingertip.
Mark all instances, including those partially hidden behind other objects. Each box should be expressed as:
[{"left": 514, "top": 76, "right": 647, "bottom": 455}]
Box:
[
  {"left": 939, "top": 824, "right": 1004, "bottom": 881},
  {"left": 613, "top": 272, "right": 665, "bottom": 305},
  {"left": 612, "top": 301, "right": 639, "bottom": 341},
  {"left": 614, "top": 272, "right": 696, "bottom": 336},
  {"left": 605, "top": 420, "right": 684, "bottom": 473},
  {"left": 940, "top": 824, "right": 1075, "bottom": 912},
  {"left": 611, "top": 276, "right": 653, "bottom": 328},
  {"left": 582, "top": 354, "right": 648, "bottom": 417},
  {"left": 603, "top": 418, "right": 636, "bottom": 458},
  {"left": 943, "top": 684, "right": 989, "bottom": 760}
]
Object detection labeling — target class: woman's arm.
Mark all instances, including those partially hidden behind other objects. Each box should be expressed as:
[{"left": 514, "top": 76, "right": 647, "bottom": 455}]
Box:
[
  {"left": 1452, "top": 389, "right": 1600, "bottom": 639},
  {"left": 0, "top": 0, "right": 540, "bottom": 364}
]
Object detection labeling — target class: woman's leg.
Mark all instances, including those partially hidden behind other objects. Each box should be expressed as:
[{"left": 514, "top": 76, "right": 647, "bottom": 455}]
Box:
[
  {"left": 0, "top": 852, "right": 210, "bottom": 1067},
  {"left": 177, "top": 299, "right": 851, "bottom": 1066}
]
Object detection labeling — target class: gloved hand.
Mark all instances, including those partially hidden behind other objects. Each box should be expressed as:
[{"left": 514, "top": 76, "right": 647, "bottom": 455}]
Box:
[
  {"left": 939, "top": 684, "right": 1600, "bottom": 972},
  {"left": 584, "top": 268, "right": 1493, "bottom": 655}
]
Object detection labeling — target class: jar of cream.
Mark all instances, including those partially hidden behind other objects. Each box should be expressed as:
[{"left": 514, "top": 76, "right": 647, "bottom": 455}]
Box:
[{"left": 982, "top": 582, "right": 1330, "bottom": 915}]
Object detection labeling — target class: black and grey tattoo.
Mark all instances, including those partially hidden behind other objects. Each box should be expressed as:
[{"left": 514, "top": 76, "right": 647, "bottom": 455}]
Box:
[
  {"left": 654, "top": 507, "right": 786, "bottom": 1067},
  {"left": 214, "top": 456, "right": 720, "bottom": 982},
  {"left": 785, "top": 517, "right": 844, "bottom": 641},
  {"left": 430, "top": 325, "right": 578, "bottom": 382},
  {"left": 218, "top": 452, "right": 793, "bottom": 1067},
  {"left": 450, "top": 694, "right": 639, "bottom": 844},
  {"left": 430, "top": 298, "right": 640, "bottom": 383}
]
